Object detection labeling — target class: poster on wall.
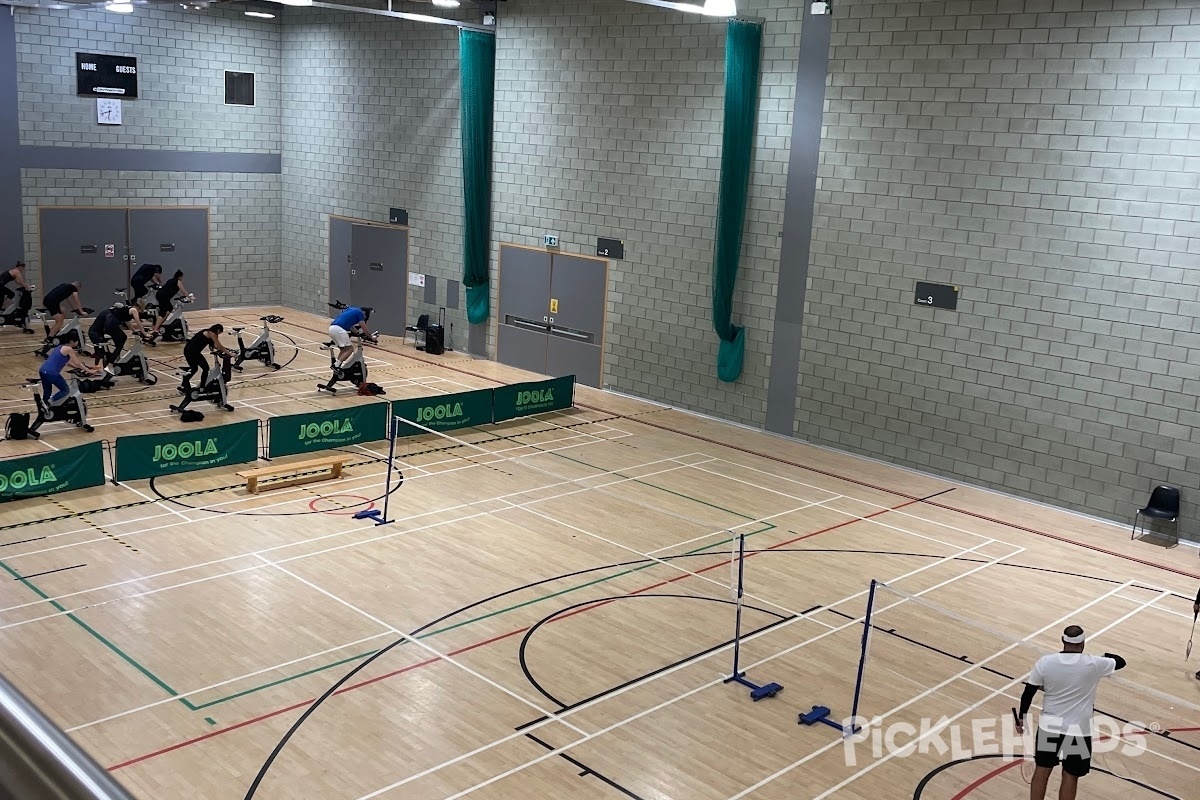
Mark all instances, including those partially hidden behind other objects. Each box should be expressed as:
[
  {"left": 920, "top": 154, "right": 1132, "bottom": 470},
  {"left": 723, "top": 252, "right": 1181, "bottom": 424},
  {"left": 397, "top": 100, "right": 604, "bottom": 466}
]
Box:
[{"left": 76, "top": 53, "right": 139, "bottom": 98}]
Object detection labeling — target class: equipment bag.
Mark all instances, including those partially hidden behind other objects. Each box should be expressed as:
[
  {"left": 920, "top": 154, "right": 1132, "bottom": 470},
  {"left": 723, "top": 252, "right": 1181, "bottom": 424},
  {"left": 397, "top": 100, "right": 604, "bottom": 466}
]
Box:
[{"left": 5, "top": 412, "right": 29, "bottom": 440}]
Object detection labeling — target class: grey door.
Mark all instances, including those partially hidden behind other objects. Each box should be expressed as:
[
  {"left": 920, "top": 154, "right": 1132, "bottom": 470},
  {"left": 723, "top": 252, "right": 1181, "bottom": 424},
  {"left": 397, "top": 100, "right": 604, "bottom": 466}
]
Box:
[
  {"left": 547, "top": 254, "right": 605, "bottom": 387},
  {"left": 497, "top": 246, "right": 552, "bottom": 376},
  {"left": 328, "top": 217, "right": 353, "bottom": 309},
  {"left": 128, "top": 208, "right": 210, "bottom": 309},
  {"left": 38, "top": 208, "right": 130, "bottom": 313},
  {"left": 350, "top": 224, "right": 407, "bottom": 337}
]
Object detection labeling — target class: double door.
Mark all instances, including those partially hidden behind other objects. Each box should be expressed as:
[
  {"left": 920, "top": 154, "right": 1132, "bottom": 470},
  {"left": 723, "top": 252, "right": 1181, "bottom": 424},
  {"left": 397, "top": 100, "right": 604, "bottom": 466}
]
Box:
[
  {"left": 38, "top": 207, "right": 210, "bottom": 312},
  {"left": 328, "top": 217, "right": 408, "bottom": 337},
  {"left": 496, "top": 245, "right": 606, "bottom": 388}
]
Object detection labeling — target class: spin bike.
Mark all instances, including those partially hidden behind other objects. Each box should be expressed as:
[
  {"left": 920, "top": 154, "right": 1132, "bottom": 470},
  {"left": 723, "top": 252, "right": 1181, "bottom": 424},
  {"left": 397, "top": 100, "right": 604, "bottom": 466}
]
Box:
[
  {"left": 97, "top": 332, "right": 157, "bottom": 385},
  {"left": 157, "top": 295, "right": 193, "bottom": 342},
  {"left": 170, "top": 351, "right": 234, "bottom": 413},
  {"left": 0, "top": 284, "right": 34, "bottom": 333},
  {"left": 36, "top": 307, "right": 94, "bottom": 358},
  {"left": 26, "top": 368, "right": 97, "bottom": 437},
  {"left": 232, "top": 315, "right": 284, "bottom": 372},
  {"left": 318, "top": 302, "right": 376, "bottom": 394}
]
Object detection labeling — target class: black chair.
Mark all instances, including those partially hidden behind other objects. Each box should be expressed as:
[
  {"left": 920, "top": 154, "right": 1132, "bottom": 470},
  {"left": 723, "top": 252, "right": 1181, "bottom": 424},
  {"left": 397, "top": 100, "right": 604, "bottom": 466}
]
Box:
[
  {"left": 405, "top": 313, "right": 430, "bottom": 346},
  {"left": 1132, "top": 485, "right": 1180, "bottom": 541}
]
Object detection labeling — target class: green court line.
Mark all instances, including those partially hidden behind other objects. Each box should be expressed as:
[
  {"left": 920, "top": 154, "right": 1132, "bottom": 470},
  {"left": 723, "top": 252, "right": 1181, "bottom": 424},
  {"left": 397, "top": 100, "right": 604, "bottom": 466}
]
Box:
[
  {"left": 0, "top": 560, "right": 194, "bottom": 708},
  {"left": 187, "top": 521, "right": 778, "bottom": 711},
  {"left": 204, "top": 717, "right": 217, "bottom": 726}
]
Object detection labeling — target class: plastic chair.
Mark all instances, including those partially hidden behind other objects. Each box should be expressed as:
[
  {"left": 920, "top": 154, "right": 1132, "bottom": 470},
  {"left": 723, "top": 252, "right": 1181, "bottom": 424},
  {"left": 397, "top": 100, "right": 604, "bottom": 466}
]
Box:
[
  {"left": 405, "top": 313, "right": 430, "bottom": 346},
  {"left": 1131, "top": 485, "right": 1180, "bottom": 541}
]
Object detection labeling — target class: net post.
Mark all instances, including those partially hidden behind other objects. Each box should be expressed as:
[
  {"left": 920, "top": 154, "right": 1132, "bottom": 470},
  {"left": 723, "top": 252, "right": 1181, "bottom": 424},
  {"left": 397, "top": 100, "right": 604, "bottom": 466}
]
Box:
[
  {"left": 846, "top": 578, "right": 878, "bottom": 733},
  {"left": 722, "top": 533, "right": 782, "bottom": 701},
  {"left": 355, "top": 414, "right": 399, "bottom": 526}
]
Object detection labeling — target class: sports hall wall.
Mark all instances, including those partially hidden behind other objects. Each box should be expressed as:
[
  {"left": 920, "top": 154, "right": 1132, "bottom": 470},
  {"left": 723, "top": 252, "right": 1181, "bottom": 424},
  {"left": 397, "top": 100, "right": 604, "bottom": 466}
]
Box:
[
  {"left": 6, "top": 5, "right": 282, "bottom": 306},
  {"left": 278, "top": 5, "right": 465, "bottom": 336},
  {"left": 803, "top": 0, "right": 1200, "bottom": 538},
  {"left": 490, "top": 0, "right": 799, "bottom": 422}
]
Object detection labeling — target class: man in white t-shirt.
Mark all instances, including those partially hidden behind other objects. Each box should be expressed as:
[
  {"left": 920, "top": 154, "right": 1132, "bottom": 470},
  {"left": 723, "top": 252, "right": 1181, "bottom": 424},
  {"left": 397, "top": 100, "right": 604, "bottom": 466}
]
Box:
[{"left": 1014, "top": 626, "right": 1126, "bottom": 800}]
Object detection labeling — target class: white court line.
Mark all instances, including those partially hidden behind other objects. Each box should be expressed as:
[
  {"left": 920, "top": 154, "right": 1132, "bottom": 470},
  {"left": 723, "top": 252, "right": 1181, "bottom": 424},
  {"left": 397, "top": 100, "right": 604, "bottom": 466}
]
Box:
[
  {"left": 801, "top": 586, "right": 1172, "bottom": 800},
  {"left": 0, "top": 457, "right": 706, "bottom": 630},
  {"left": 261, "top": 557, "right": 589, "bottom": 736},
  {"left": 516, "top": 502, "right": 849, "bottom": 623},
  {"left": 66, "top": 631, "right": 395, "bottom": 732},
  {"left": 1112, "top": 591, "right": 1197, "bottom": 619},
  {"left": 349, "top": 542, "right": 1023, "bottom": 800},
  {"left": 0, "top": 421, "right": 631, "bottom": 561},
  {"left": 691, "top": 462, "right": 1016, "bottom": 550}
]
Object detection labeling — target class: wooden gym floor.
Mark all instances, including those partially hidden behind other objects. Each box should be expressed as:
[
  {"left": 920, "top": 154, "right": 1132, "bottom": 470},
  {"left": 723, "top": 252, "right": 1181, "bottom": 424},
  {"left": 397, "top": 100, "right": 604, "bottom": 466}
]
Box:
[{"left": 0, "top": 306, "right": 1198, "bottom": 800}]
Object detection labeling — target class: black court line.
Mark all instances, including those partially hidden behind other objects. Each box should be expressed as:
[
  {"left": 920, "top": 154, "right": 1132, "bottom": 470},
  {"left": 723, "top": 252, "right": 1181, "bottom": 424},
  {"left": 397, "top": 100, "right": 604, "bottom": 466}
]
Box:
[
  {"left": 0, "top": 536, "right": 46, "bottom": 547},
  {"left": 918, "top": 488, "right": 956, "bottom": 501},
  {"left": 824, "top": 609, "right": 1200, "bottom": 755},
  {"left": 523, "top": 733, "right": 646, "bottom": 800},
  {"left": 912, "top": 753, "right": 1180, "bottom": 799},
  {"left": 242, "top": 541, "right": 1187, "bottom": 798},
  {"left": 12, "top": 563, "right": 85, "bottom": 580},
  {"left": 517, "top": 593, "right": 791, "bottom": 708}
]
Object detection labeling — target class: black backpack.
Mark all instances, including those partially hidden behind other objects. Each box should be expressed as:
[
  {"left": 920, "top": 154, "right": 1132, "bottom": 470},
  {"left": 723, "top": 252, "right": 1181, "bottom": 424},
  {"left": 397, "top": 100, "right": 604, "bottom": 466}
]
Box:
[{"left": 5, "top": 413, "right": 29, "bottom": 440}]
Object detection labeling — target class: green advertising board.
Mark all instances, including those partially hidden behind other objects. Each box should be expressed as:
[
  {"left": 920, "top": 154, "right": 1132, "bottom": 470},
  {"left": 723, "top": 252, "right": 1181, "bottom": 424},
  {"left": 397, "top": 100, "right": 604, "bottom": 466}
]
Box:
[
  {"left": 268, "top": 402, "right": 388, "bottom": 458},
  {"left": 391, "top": 388, "right": 494, "bottom": 437},
  {"left": 0, "top": 441, "right": 105, "bottom": 501},
  {"left": 115, "top": 420, "right": 258, "bottom": 481},
  {"left": 493, "top": 375, "right": 575, "bottom": 422}
]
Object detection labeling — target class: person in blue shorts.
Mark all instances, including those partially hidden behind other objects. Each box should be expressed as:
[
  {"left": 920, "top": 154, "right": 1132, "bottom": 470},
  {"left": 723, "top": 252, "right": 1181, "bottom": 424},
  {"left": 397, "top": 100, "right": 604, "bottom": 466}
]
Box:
[
  {"left": 38, "top": 331, "right": 101, "bottom": 404},
  {"left": 328, "top": 305, "right": 373, "bottom": 366}
]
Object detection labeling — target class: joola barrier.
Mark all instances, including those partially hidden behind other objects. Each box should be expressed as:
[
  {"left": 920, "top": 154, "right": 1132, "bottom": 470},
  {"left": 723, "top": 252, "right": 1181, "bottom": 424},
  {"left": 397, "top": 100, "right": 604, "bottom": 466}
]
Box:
[
  {"left": 267, "top": 402, "right": 389, "bottom": 458},
  {"left": 114, "top": 420, "right": 259, "bottom": 482},
  {"left": 2, "top": 376, "right": 577, "bottom": 498},
  {"left": 0, "top": 441, "right": 105, "bottom": 501}
]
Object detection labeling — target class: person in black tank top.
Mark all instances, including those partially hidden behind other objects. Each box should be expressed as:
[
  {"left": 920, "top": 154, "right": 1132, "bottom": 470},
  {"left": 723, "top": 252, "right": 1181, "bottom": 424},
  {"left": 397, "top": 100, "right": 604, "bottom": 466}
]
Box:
[
  {"left": 1, "top": 261, "right": 30, "bottom": 305},
  {"left": 182, "top": 325, "right": 233, "bottom": 391},
  {"left": 150, "top": 270, "right": 189, "bottom": 338},
  {"left": 41, "top": 281, "right": 84, "bottom": 339},
  {"left": 129, "top": 263, "right": 163, "bottom": 304}
]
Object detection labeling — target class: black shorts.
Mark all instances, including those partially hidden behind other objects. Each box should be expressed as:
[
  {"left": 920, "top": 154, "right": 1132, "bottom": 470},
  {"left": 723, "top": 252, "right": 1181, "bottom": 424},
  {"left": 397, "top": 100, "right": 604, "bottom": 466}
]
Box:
[
  {"left": 45, "top": 301, "right": 62, "bottom": 316},
  {"left": 1035, "top": 730, "right": 1092, "bottom": 777}
]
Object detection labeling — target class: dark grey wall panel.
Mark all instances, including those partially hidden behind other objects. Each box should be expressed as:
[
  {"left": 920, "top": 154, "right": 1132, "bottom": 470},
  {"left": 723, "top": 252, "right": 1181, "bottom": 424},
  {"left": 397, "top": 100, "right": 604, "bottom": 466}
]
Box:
[
  {"left": 765, "top": 7, "right": 831, "bottom": 436},
  {"left": 18, "top": 146, "right": 281, "bottom": 174},
  {"left": 0, "top": 13, "right": 21, "bottom": 262},
  {"left": 424, "top": 275, "right": 437, "bottom": 305}
]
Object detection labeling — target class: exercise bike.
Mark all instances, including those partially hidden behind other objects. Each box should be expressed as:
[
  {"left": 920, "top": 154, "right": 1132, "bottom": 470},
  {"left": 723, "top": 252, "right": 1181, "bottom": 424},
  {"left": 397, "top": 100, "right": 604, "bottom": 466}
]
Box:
[
  {"left": 115, "top": 283, "right": 159, "bottom": 318},
  {"left": 232, "top": 315, "right": 284, "bottom": 372},
  {"left": 0, "top": 284, "right": 34, "bottom": 333},
  {"left": 156, "top": 295, "right": 192, "bottom": 342},
  {"left": 35, "top": 307, "right": 94, "bottom": 358},
  {"left": 97, "top": 331, "right": 157, "bottom": 385},
  {"left": 318, "top": 301, "right": 377, "bottom": 394},
  {"left": 170, "top": 351, "right": 234, "bottom": 413},
  {"left": 25, "top": 368, "right": 97, "bottom": 437}
]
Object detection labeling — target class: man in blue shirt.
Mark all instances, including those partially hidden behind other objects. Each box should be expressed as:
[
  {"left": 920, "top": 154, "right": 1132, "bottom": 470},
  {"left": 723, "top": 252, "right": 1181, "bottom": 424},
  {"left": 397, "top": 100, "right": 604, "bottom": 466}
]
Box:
[{"left": 329, "top": 305, "right": 373, "bottom": 365}]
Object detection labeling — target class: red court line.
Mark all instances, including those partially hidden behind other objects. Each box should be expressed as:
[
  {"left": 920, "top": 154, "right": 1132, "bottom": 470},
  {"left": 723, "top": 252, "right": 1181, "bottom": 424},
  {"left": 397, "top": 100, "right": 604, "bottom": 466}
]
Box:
[
  {"left": 951, "top": 726, "right": 1200, "bottom": 799},
  {"left": 284, "top": 318, "right": 1200, "bottom": 583},
  {"left": 108, "top": 495, "right": 920, "bottom": 772}
]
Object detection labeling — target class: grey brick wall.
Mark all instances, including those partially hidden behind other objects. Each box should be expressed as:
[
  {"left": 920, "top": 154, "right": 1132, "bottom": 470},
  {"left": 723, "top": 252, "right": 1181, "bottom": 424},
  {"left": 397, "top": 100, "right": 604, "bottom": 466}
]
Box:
[
  {"left": 804, "top": 0, "right": 1200, "bottom": 539},
  {"left": 491, "top": 0, "right": 800, "bottom": 425},
  {"left": 14, "top": 5, "right": 280, "bottom": 151},
  {"left": 279, "top": 7, "right": 463, "bottom": 333},
  {"left": 21, "top": 170, "right": 281, "bottom": 307},
  {"left": 13, "top": 6, "right": 282, "bottom": 307}
]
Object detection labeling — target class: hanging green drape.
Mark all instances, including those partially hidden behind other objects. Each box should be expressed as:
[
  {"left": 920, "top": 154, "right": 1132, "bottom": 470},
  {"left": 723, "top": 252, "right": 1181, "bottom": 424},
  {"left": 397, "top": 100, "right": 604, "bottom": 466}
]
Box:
[
  {"left": 711, "top": 19, "right": 763, "bottom": 382},
  {"left": 460, "top": 29, "right": 495, "bottom": 325}
]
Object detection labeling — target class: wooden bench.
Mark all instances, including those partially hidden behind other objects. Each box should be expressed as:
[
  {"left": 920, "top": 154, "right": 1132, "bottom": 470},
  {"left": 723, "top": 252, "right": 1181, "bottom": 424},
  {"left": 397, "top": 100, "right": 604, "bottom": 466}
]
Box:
[{"left": 237, "top": 455, "right": 347, "bottom": 494}]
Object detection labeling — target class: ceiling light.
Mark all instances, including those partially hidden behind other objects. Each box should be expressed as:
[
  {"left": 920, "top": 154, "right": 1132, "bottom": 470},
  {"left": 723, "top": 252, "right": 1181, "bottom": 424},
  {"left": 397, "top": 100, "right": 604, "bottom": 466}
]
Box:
[
  {"left": 105, "top": 2, "right": 135, "bottom": 12},
  {"left": 245, "top": 10, "right": 276, "bottom": 17},
  {"left": 432, "top": 0, "right": 461, "bottom": 7},
  {"left": 701, "top": 0, "right": 736, "bottom": 15}
]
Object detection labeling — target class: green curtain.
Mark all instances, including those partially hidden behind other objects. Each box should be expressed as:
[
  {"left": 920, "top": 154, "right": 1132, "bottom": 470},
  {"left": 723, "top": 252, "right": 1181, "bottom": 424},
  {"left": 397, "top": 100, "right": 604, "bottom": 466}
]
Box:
[
  {"left": 460, "top": 29, "right": 496, "bottom": 324},
  {"left": 711, "top": 19, "right": 763, "bottom": 382}
]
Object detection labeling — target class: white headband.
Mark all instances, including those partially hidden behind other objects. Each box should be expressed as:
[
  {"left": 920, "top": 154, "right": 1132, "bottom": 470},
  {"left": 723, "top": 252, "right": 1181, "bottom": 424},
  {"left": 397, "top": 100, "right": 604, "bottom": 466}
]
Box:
[{"left": 1062, "top": 633, "right": 1085, "bottom": 644}]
